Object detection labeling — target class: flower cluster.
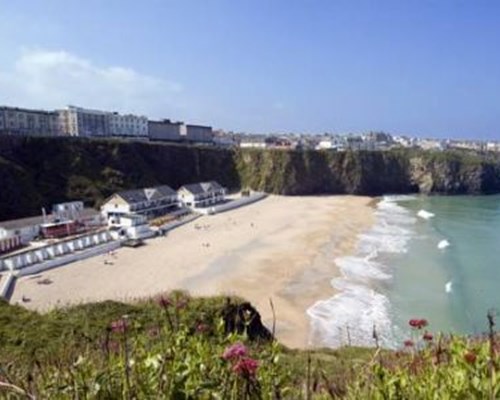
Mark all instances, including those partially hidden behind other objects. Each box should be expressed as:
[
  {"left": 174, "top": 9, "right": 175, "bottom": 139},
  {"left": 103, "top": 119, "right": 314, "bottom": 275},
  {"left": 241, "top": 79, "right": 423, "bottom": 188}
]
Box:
[
  {"left": 409, "top": 318, "right": 428, "bottom": 329},
  {"left": 110, "top": 319, "right": 129, "bottom": 334},
  {"left": 232, "top": 357, "right": 259, "bottom": 378},
  {"left": 157, "top": 295, "right": 172, "bottom": 309},
  {"left": 222, "top": 342, "right": 248, "bottom": 360},
  {"left": 222, "top": 342, "right": 259, "bottom": 379}
]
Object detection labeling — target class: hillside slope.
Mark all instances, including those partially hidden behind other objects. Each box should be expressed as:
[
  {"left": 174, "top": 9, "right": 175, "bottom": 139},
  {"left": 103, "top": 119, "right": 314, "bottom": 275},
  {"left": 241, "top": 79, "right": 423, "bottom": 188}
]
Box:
[{"left": 0, "top": 136, "right": 499, "bottom": 220}]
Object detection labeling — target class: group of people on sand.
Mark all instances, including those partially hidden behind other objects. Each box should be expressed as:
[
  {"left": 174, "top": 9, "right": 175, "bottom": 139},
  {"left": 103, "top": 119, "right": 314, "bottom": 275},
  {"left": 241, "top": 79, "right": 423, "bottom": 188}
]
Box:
[{"left": 103, "top": 250, "right": 117, "bottom": 265}]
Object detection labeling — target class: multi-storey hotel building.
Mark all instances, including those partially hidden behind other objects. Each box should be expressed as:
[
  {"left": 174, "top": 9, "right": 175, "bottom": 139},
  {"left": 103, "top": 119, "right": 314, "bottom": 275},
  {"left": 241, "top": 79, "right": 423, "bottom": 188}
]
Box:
[
  {"left": 57, "top": 106, "right": 110, "bottom": 137},
  {"left": 109, "top": 112, "right": 148, "bottom": 138},
  {"left": 0, "top": 106, "right": 58, "bottom": 136}
]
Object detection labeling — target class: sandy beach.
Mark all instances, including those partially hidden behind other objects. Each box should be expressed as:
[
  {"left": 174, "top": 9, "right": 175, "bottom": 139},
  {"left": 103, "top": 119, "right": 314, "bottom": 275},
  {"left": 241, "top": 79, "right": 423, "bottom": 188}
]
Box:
[{"left": 11, "top": 195, "right": 374, "bottom": 348}]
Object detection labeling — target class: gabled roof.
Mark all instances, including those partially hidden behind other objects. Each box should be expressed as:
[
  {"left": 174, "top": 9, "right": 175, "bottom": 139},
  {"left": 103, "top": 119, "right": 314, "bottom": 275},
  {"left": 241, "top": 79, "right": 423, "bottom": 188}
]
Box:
[
  {"left": 179, "top": 181, "right": 223, "bottom": 195},
  {"left": 112, "top": 185, "right": 177, "bottom": 205},
  {"left": 155, "top": 185, "right": 177, "bottom": 198}
]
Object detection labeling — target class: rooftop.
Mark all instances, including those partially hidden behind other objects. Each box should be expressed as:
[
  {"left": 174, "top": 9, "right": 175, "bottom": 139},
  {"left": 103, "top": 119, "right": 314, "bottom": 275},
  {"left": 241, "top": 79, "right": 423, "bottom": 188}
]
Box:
[
  {"left": 179, "top": 181, "right": 223, "bottom": 195},
  {"left": 113, "top": 185, "right": 177, "bottom": 204}
]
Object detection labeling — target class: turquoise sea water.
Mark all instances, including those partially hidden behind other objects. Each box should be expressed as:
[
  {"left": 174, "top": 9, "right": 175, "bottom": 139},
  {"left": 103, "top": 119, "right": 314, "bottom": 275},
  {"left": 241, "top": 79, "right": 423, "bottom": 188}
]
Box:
[
  {"left": 308, "top": 195, "right": 500, "bottom": 348},
  {"left": 390, "top": 195, "right": 500, "bottom": 338}
]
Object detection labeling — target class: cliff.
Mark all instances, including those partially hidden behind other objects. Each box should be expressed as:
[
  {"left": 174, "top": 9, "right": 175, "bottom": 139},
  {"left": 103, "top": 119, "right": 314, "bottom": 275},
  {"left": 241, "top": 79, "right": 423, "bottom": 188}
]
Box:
[{"left": 0, "top": 135, "right": 499, "bottom": 220}]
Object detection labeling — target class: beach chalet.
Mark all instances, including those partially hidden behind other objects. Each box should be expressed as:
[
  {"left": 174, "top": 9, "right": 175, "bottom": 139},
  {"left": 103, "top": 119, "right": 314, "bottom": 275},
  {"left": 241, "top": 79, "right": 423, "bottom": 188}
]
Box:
[
  {"left": 41, "top": 201, "right": 102, "bottom": 238},
  {"left": 177, "top": 181, "right": 226, "bottom": 209},
  {"left": 0, "top": 202, "right": 102, "bottom": 253},
  {"left": 0, "top": 215, "right": 42, "bottom": 254},
  {"left": 101, "top": 185, "right": 179, "bottom": 225}
]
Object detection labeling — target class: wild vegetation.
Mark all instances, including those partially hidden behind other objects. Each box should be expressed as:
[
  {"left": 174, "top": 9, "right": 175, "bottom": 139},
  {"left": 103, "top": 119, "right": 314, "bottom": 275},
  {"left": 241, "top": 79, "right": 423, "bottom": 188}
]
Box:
[
  {"left": 0, "top": 294, "right": 499, "bottom": 399},
  {"left": 1, "top": 136, "right": 500, "bottom": 220}
]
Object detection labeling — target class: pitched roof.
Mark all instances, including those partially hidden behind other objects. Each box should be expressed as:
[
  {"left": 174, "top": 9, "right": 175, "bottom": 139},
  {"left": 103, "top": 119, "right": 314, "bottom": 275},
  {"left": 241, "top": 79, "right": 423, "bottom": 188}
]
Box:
[
  {"left": 115, "top": 185, "right": 177, "bottom": 205},
  {"left": 179, "top": 181, "right": 223, "bottom": 195}
]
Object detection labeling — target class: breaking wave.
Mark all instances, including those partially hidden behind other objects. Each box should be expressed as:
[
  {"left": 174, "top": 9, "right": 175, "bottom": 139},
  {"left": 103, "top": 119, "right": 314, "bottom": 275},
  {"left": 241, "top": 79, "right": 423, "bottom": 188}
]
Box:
[{"left": 307, "top": 195, "right": 417, "bottom": 348}]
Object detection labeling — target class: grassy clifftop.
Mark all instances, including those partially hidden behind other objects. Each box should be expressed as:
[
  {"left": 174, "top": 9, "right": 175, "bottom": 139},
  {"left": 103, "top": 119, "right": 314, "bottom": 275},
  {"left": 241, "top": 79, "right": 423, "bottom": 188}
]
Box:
[
  {"left": 1, "top": 136, "right": 500, "bottom": 220},
  {"left": 1, "top": 296, "right": 499, "bottom": 398}
]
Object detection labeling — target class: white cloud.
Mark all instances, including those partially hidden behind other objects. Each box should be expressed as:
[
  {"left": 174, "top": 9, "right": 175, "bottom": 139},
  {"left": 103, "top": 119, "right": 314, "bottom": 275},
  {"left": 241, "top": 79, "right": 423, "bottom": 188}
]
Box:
[{"left": 0, "top": 49, "right": 184, "bottom": 118}]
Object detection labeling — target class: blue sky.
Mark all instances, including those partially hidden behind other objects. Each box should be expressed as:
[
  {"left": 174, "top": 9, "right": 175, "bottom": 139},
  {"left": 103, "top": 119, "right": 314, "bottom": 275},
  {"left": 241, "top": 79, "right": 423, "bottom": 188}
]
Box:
[{"left": 1, "top": 0, "right": 500, "bottom": 139}]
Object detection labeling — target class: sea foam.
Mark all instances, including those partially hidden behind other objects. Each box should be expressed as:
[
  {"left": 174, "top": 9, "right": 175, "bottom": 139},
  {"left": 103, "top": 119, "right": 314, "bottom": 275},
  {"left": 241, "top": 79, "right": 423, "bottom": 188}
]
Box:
[
  {"left": 307, "top": 196, "right": 416, "bottom": 348},
  {"left": 417, "top": 209, "right": 435, "bottom": 219},
  {"left": 438, "top": 240, "right": 450, "bottom": 250}
]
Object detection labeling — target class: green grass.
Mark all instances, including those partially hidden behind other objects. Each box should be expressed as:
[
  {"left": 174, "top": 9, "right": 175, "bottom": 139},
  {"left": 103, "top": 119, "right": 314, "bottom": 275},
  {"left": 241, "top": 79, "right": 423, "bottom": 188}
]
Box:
[{"left": 1, "top": 296, "right": 499, "bottom": 399}]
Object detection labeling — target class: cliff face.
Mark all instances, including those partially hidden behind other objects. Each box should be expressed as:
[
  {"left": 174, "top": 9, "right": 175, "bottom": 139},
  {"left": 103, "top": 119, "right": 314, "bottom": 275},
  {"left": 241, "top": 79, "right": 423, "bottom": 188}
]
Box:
[{"left": 0, "top": 136, "right": 499, "bottom": 220}]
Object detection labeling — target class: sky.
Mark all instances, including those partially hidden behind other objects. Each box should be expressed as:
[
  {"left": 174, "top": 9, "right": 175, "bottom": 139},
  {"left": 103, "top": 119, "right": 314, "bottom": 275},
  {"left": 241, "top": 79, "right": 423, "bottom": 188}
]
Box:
[{"left": 1, "top": 0, "right": 500, "bottom": 140}]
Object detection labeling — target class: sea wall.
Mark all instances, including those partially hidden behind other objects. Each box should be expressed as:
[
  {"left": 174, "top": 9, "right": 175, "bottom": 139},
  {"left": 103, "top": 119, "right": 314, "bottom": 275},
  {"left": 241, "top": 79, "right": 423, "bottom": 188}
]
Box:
[
  {"left": 0, "top": 230, "right": 117, "bottom": 272},
  {"left": 0, "top": 136, "right": 500, "bottom": 220}
]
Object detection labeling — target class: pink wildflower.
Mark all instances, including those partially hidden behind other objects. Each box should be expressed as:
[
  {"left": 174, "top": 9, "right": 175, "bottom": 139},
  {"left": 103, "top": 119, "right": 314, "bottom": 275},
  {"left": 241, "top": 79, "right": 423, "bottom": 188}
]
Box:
[
  {"left": 423, "top": 331, "right": 433, "bottom": 341},
  {"left": 409, "top": 318, "right": 428, "bottom": 330},
  {"left": 232, "top": 357, "right": 259, "bottom": 379},
  {"left": 222, "top": 342, "right": 248, "bottom": 360},
  {"left": 404, "top": 339, "right": 414, "bottom": 347},
  {"left": 158, "top": 295, "right": 172, "bottom": 308},
  {"left": 110, "top": 319, "right": 128, "bottom": 334}
]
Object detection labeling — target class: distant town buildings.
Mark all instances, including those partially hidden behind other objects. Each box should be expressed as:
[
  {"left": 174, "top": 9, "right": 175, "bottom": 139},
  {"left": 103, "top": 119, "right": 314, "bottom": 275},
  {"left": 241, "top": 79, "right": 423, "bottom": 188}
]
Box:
[
  {"left": 0, "top": 104, "right": 498, "bottom": 152},
  {"left": 109, "top": 112, "right": 148, "bottom": 138},
  {"left": 57, "top": 106, "right": 110, "bottom": 137},
  {"left": 185, "top": 124, "right": 213, "bottom": 143},
  {"left": 0, "top": 104, "right": 214, "bottom": 145},
  {"left": 148, "top": 119, "right": 184, "bottom": 142}
]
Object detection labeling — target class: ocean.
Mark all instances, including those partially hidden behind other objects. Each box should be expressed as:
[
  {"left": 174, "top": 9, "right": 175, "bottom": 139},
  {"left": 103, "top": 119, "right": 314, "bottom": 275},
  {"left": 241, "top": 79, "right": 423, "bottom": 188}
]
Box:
[{"left": 307, "top": 194, "right": 500, "bottom": 348}]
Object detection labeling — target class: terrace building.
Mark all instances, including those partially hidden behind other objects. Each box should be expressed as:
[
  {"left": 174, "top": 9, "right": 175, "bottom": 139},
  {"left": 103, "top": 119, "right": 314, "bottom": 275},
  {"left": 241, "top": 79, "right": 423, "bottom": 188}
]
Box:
[
  {"left": 101, "top": 185, "right": 179, "bottom": 225},
  {"left": 178, "top": 181, "right": 225, "bottom": 209}
]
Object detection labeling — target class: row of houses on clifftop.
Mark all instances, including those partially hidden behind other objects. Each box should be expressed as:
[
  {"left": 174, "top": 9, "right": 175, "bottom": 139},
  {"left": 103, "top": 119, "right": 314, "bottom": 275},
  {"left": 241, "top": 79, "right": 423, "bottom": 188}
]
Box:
[{"left": 0, "top": 105, "right": 213, "bottom": 144}]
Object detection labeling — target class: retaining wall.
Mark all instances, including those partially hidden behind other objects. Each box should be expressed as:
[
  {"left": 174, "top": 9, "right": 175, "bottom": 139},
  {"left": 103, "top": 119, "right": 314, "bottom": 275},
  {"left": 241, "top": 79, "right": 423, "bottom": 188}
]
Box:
[{"left": 196, "top": 193, "right": 267, "bottom": 215}]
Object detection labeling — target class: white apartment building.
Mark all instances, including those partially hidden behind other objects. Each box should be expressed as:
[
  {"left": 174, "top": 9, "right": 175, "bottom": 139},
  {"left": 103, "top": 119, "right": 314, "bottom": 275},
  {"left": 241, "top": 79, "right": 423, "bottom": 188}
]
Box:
[
  {"left": 58, "top": 106, "right": 110, "bottom": 137},
  {"left": 109, "top": 112, "right": 148, "bottom": 138},
  {"left": 0, "top": 106, "right": 58, "bottom": 136},
  {"left": 101, "top": 185, "right": 179, "bottom": 224},
  {"left": 178, "top": 181, "right": 225, "bottom": 209}
]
